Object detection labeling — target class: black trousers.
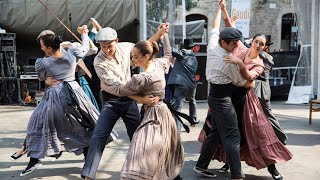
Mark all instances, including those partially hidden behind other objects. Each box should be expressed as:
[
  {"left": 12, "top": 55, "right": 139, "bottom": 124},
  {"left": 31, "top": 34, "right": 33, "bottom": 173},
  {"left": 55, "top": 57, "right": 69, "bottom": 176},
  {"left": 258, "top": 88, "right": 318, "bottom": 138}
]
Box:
[
  {"left": 81, "top": 100, "right": 141, "bottom": 179},
  {"left": 196, "top": 84, "right": 244, "bottom": 179}
]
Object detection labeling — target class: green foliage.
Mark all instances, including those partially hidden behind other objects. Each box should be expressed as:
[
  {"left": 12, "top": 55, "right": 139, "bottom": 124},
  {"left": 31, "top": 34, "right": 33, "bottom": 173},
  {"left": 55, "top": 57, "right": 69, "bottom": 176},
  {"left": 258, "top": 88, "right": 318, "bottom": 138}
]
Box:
[
  {"left": 147, "top": 1, "right": 168, "bottom": 22},
  {"left": 176, "top": 0, "right": 198, "bottom": 11},
  {"left": 185, "top": 0, "right": 198, "bottom": 11},
  {"left": 147, "top": 0, "right": 197, "bottom": 21}
]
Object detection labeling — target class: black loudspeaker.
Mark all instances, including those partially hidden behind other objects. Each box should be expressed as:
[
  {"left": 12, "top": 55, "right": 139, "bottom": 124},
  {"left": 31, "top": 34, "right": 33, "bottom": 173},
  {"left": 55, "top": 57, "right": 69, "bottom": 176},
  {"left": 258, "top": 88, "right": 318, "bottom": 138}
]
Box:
[
  {"left": 194, "top": 54, "right": 208, "bottom": 100},
  {"left": 194, "top": 43, "right": 207, "bottom": 53},
  {"left": 194, "top": 43, "right": 208, "bottom": 100}
]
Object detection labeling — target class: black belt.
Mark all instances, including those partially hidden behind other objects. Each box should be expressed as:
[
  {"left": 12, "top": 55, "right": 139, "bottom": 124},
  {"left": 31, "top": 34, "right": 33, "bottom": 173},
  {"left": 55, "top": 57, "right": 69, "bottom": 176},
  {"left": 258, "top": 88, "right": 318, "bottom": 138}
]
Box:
[
  {"left": 210, "top": 82, "right": 233, "bottom": 87},
  {"left": 209, "top": 83, "right": 233, "bottom": 98}
]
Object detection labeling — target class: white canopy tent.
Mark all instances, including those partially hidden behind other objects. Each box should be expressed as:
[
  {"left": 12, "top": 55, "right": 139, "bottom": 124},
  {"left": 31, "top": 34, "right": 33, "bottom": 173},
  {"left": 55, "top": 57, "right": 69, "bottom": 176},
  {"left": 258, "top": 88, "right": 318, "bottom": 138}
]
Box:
[
  {"left": 146, "top": 19, "right": 205, "bottom": 40},
  {"left": 0, "top": 0, "right": 139, "bottom": 39},
  {"left": 286, "top": 0, "right": 313, "bottom": 104},
  {"left": 314, "top": 0, "right": 320, "bottom": 100}
]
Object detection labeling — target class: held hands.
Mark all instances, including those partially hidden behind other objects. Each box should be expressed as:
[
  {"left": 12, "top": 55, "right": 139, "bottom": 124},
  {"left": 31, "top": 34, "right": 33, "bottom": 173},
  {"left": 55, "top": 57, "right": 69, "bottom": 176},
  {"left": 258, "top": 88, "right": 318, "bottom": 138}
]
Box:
[
  {"left": 230, "top": 16, "right": 238, "bottom": 27},
  {"left": 90, "top": 18, "right": 102, "bottom": 31},
  {"left": 158, "top": 22, "right": 170, "bottom": 34},
  {"left": 77, "top": 25, "right": 89, "bottom": 35},
  {"left": 219, "top": 0, "right": 226, "bottom": 10}
]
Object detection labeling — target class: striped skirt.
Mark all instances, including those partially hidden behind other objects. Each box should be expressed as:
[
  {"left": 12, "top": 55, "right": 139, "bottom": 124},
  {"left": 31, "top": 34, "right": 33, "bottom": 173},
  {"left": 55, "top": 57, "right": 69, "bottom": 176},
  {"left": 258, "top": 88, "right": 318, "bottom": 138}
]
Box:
[
  {"left": 121, "top": 102, "right": 184, "bottom": 179},
  {"left": 26, "top": 81, "right": 99, "bottom": 159}
]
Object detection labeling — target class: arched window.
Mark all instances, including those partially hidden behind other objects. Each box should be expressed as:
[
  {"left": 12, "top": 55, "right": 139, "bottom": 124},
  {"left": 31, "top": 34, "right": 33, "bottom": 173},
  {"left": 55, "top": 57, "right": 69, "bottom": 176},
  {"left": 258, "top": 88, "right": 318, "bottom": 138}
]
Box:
[{"left": 281, "top": 13, "right": 298, "bottom": 51}]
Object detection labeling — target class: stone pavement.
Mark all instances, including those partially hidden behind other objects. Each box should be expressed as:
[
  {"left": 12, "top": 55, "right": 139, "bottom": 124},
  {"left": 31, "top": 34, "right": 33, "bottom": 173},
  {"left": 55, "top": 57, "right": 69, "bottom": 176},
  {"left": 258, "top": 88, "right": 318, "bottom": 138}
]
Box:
[{"left": 0, "top": 101, "right": 320, "bottom": 180}]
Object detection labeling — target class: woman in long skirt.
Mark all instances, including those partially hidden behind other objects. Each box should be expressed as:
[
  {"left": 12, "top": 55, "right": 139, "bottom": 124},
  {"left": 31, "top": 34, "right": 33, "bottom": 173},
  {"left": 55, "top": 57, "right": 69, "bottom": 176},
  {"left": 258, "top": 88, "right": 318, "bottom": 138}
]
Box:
[
  {"left": 11, "top": 28, "right": 102, "bottom": 162},
  {"left": 101, "top": 25, "right": 184, "bottom": 180},
  {"left": 20, "top": 26, "right": 113, "bottom": 176}
]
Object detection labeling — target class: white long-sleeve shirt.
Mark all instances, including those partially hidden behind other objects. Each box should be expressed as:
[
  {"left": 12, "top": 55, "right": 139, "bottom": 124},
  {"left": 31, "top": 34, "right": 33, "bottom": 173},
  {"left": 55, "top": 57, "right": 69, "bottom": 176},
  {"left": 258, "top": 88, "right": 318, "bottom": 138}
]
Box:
[{"left": 205, "top": 29, "right": 246, "bottom": 86}]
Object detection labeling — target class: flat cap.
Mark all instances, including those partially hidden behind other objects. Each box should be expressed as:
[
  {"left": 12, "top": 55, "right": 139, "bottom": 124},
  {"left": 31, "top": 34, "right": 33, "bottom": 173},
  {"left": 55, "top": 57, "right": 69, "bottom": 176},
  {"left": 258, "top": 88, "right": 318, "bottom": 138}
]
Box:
[
  {"left": 219, "top": 27, "right": 242, "bottom": 41},
  {"left": 37, "top": 30, "right": 55, "bottom": 40},
  {"left": 95, "top": 27, "right": 117, "bottom": 43}
]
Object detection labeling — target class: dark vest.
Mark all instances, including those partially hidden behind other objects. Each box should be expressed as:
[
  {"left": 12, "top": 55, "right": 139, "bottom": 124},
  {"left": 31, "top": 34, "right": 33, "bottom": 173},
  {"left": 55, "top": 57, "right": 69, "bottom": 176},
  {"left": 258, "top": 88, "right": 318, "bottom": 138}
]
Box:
[{"left": 167, "top": 48, "right": 198, "bottom": 88}]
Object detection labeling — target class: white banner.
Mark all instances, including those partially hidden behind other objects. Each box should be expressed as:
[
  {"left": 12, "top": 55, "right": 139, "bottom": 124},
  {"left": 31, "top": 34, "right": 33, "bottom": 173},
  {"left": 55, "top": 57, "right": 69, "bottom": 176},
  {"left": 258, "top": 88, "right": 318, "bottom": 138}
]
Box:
[{"left": 231, "top": 0, "right": 251, "bottom": 38}]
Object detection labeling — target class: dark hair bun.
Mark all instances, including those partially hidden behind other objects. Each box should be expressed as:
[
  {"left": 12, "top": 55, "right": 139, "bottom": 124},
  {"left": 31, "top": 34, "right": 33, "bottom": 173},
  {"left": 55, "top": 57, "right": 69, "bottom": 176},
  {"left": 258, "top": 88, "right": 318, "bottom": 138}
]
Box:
[
  {"left": 151, "top": 41, "right": 159, "bottom": 56},
  {"left": 53, "top": 35, "right": 63, "bottom": 44}
]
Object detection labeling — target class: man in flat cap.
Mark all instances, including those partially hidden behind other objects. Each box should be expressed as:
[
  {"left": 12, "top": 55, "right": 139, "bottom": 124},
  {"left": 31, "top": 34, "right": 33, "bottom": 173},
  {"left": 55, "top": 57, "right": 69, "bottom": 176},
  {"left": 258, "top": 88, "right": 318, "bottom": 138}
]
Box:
[
  {"left": 81, "top": 24, "right": 169, "bottom": 180},
  {"left": 193, "top": 1, "right": 253, "bottom": 179}
]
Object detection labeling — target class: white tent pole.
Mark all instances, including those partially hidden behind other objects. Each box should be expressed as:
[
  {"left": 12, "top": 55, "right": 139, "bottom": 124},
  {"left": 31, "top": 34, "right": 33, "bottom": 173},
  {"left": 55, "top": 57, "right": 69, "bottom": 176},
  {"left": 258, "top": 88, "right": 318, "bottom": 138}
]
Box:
[
  {"left": 182, "top": 0, "right": 186, "bottom": 41},
  {"left": 168, "top": 0, "right": 176, "bottom": 47},
  {"left": 311, "top": 0, "right": 315, "bottom": 99},
  {"left": 139, "top": 0, "right": 147, "bottom": 41},
  {"left": 318, "top": 1, "right": 320, "bottom": 99}
]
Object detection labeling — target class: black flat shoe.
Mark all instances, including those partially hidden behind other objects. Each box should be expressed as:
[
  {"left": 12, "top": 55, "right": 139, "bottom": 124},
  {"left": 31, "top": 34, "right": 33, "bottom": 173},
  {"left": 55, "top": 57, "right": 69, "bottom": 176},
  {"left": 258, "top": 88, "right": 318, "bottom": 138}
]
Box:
[
  {"left": 49, "top": 151, "right": 63, "bottom": 159},
  {"left": 218, "top": 164, "right": 230, "bottom": 173},
  {"left": 193, "top": 166, "right": 217, "bottom": 178},
  {"left": 174, "top": 175, "right": 183, "bottom": 180},
  {"left": 190, "top": 120, "right": 200, "bottom": 127},
  {"left": 268, "top": 164, "right": 283, "bottom": 180},
  {"left": 272, "top": 174, "right": 283, "bottom": 180},
  {"left": 20, "top": 158, "right": 42, "bottom": 176},
  {"left": 10, "top": 151, "right": 26, "bottom": 160}
]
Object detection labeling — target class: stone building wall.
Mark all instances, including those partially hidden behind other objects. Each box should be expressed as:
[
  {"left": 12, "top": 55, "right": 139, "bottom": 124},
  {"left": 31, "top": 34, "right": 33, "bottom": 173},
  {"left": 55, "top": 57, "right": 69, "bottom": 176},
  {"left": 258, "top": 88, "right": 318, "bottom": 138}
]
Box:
[
  {"left": 249, "top": 0, "right": 293, "bottom": 51},
  {"left": 185, "top": 0, "right": 294, "bottom": 51}
]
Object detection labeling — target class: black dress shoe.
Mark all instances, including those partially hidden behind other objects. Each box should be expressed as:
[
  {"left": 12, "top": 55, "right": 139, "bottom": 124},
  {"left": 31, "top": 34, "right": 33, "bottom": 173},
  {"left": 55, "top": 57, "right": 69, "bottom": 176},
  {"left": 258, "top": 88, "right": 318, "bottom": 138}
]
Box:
[
  {"left": 271, "top": 174, "right": 283, "bottom": 180},
  {"left": 20, "top": 158, "right": 42, "bottom": 176},
  {"left": 174, "top": 175, "right": 183, "bottom": 180},
  {"left": 194, "top": 166, "right": 217, "bottom": 178},
  {"left": 190, "top": 119, "right": 200, "bottom": 127},
  {"left": 218, "top": 164, "right": 230, "bottom": 173},
  {"left": 268, "top": 164, "right": 283, "bottom": 180},
  {"left": 49, "top": 151, "right": 63, "bottom": 159},
  {"left": 10, "top": 151, "right": 25, "bottom": 160}
]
